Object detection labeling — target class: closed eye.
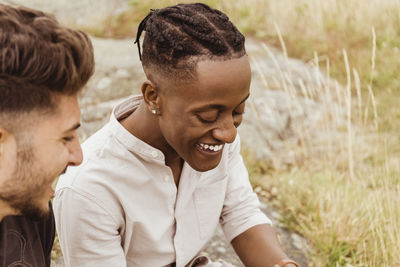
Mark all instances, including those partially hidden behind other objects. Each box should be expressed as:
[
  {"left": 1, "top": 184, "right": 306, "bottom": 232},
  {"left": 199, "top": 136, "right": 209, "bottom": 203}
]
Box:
[
  {"left": 233, "top": 110, "right": 245, "bottom": 116},
  {"left": 63, "top": 136, "right": 75, "bottom": 142},
  {"left": 196, "top": 114, "right": 218, "bottom": 123},
  {"left": 196, "top": 110, "right": 220, "bottom": 123}
]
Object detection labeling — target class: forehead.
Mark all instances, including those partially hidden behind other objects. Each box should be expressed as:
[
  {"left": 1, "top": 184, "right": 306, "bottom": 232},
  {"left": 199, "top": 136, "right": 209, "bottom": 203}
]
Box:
[
  {"left": 196, "top": 56, "right": 251, "bottom": 91},
  {"left": 27, "top": 95, "right": 80, "bottom": 138},
  {"left": 163, "top": 56, "right": 251, "bottom": 104}
]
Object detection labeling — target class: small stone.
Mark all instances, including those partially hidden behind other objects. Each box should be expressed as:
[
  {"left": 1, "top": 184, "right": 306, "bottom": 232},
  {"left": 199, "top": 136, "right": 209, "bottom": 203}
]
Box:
[
  {"left": 97, "top": 77, "right": 112, "bottom": 90},
  {"left": 259, "top": 202, "right": 268, "bottom": 209},
  {"left": 254, "top": 186, "right": 262, "bottom": 193},
  {"left": 115, "top": 69, "right": 130, "bottom": 78},
  {"left": 271, "top": 187, "right": 278, "bottom": 196},
  {"left": 216, "top": 247, "right": 226, "bottom": 254},
  {"left": 270, "top": 211, "right": 280, "bottom": 220},
  {"left": 291, "top": 233, "right": 304, "bottom": 250}
]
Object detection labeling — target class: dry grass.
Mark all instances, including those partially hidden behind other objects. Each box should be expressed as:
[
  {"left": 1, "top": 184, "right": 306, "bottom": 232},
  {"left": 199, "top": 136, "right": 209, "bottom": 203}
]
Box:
[
  {"left": 246, "top": 15, "right": 400, "bottom": 267},
  {"left": 220, "top": 1, "right": 400, "bottom": 265}
]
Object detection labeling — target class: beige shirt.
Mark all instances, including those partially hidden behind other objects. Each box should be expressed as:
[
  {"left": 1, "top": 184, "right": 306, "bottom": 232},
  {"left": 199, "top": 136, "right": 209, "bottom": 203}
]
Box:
[{"left": 54, "top": 96, "right": 271, "bottom": 267}]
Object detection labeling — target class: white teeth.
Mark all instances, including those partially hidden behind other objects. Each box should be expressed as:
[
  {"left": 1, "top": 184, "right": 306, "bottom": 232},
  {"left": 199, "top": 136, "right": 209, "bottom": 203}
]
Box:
[{"left": 199, "top": 143, "right": 223, "bottom": 152}]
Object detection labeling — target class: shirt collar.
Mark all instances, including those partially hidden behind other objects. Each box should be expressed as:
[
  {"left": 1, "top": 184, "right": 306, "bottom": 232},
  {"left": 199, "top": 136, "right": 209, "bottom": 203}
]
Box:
[{"left": 108, "top": 95, "right": 165, "bottom": 162}]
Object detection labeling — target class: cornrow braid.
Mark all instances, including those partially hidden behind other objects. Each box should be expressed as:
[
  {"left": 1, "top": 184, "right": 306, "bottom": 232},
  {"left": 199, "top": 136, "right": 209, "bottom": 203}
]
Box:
[{"left": 135, "top": 3, "right": 246, "bottom": 80}]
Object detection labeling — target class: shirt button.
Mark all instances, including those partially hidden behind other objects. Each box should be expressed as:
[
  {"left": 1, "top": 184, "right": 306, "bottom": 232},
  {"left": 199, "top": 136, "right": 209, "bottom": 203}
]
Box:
[
  {"left": 151, "top": 151, "right": 158, "bottom": 158},
  {"left": 164, "top": 175, "right": 170, "bottom": 182}
]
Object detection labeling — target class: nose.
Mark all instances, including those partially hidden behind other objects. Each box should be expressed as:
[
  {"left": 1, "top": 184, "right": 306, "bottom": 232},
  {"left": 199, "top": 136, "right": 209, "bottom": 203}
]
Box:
[
  {"left": 68, "top": 138, "right": 83, "bottom": 166},
  {"left": 212, "top": 115, "right": 237, "bottom": 144}
]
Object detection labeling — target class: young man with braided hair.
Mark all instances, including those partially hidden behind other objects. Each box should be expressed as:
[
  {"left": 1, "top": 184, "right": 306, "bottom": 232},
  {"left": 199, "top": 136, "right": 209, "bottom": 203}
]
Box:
[
  {"left": 54, "top": 3, "right": 300, "bottom": 267},
  {"left": 0, "top": 4, "right": 94, "bottom": 267}
]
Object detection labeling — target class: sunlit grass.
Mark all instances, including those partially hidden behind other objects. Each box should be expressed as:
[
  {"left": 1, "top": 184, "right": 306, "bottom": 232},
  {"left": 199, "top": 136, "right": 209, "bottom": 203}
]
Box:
[
  {"left": 245, "top": 31, "right": 400, "bottom": 265},
  {"left": 248, "top": 159, "right": 400, "bottom": 266}
]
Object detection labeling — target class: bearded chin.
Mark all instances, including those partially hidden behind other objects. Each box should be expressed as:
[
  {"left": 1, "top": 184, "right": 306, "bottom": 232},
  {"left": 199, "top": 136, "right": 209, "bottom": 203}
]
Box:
[
  {"left": 0, "top": 191, "right": 51, "bottom": 221},
  {"left": 13, "top": 199, "right": 51, "bottom": 221},
  {"left": 1, "top": 142, "right": 52, "bottom": 220}
]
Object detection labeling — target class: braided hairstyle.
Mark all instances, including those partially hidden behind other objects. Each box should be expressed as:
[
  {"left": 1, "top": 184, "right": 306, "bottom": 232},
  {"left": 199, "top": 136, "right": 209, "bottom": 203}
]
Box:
[{"left": 135, "top": 3, "right": 246, "bottom": 80}]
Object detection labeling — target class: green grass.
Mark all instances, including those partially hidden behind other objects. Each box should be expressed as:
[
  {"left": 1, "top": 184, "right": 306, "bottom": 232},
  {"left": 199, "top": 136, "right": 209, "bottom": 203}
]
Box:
[{"left": 247, "top": 154, "right": 400, "bottom": 266}]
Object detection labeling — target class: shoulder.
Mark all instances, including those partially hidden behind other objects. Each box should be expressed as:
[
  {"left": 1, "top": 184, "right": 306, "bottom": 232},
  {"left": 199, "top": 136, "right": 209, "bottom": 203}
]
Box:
[
  {"left": 0, "top": 205, "right": 55, "bottom": 238},
  {"left": 0, "top": 205, "right": 55, "bottom": 267}
]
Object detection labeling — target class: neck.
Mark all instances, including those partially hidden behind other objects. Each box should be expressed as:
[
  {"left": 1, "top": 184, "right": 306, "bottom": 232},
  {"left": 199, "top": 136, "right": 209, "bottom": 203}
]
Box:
[
  {"left": 120, "top": 102, "right": 181, "bottom": 164},
  {"left": 0, "top": 200, "right": 17, "bottom": 221}
]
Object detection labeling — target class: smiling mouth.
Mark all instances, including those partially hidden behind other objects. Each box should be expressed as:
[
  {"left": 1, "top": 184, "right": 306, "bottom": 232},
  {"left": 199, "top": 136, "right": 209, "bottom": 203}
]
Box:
[{"left": 197, "top": 143, "right": 224, "bottom": 153}]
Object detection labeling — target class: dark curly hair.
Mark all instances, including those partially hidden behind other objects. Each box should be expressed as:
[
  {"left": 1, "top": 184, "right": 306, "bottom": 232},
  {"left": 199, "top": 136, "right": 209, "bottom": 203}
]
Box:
[
  {"left": 135, "top": 3, "right": 246, "bottom": 80},
  {"left": 0, "top": 3, "right": 94, "bottom": 116}
]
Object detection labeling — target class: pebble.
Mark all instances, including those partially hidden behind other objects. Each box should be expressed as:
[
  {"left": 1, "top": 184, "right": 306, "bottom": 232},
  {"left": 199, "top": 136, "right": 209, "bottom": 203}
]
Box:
[
  {"left": 115, "top": 69, "right": 130, "bottom": 78},
  {"left": 216, "top": 247, "right": 226, "bottom": 254},
  {"left": 96, "top": 77, "right": 112, "bottom": 90},
  {"left": 97, "top": 77, "right": 112, "bottom": 90},
  {"left": 291, "top": 233, "right": 304, "bottom": 250}
]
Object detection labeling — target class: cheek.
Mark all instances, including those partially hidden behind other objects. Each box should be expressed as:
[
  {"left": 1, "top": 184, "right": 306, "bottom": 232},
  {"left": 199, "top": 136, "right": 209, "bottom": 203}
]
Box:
[
  {"left": 163, "top": 124, "right": 201, "bottom": 147},
  {"left": 180, "top": 127, "right": 211, "bottom": 147},
  {"left": 37, "top": 143, "right": 69, "bottom": 169},
  {"left": 159, "top": 110, "right": 211, "bottom": 145}
]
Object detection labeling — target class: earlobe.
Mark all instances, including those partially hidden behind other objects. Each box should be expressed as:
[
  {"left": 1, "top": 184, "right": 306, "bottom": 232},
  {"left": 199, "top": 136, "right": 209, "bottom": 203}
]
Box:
[{"left": 141, "top": 80, "right": 161, "bottom": 114}]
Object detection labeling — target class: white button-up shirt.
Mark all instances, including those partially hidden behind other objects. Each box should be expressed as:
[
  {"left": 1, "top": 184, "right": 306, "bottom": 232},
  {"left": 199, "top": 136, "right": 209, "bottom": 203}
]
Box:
[{"left": 54, "top": 96, "right": 271, "bottom": 267}]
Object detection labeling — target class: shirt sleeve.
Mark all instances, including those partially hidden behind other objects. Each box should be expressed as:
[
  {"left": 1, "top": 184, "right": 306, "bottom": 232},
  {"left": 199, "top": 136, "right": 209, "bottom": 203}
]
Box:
[
  {"left": 219, "top": 135, "right": 272, "bottom": 242},
  {"left": 53, "top": 187, "right": 126, "bottom": 267}
]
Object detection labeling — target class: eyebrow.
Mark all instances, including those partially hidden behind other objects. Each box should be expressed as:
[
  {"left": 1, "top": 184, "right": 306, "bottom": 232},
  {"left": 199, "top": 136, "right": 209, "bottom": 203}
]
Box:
[
  {"left": 200, "top": 93, "right": 250, "bottom": 110},
  {"left": 63, "top": 122, "right": 81, "bottom": 134}
]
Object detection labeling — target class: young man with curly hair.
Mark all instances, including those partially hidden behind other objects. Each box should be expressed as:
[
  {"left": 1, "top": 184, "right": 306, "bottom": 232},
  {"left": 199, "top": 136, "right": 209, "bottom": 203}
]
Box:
[{"left": 0, "top": 4, "right": 94, "bottom": 266}]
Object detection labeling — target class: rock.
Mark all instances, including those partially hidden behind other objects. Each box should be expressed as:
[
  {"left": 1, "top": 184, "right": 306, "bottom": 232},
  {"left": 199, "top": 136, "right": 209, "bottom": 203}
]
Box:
[
  {"left": 115, "top": 69, "right": 131, "bottom": 79},
  {"left": 291, "top": 233, "right": 305, "bottom": 250},
  {"left": 1, "top": 0, "right": 130, "bottom": 27},
  {"left": 240, "top": 41, "right": 346, "bottom": 170},
  {"left": 96, "top": 77, "right": 112, "bottom": 90}
]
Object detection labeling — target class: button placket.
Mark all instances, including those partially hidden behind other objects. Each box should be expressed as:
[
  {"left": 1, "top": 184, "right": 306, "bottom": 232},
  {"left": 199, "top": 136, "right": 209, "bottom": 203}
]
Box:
[
  {"left": 163, "top": 175, "right": 171, "bottom": 182},
  {"left": 151, "top": 151, "right": 158, "bottom": 158}
]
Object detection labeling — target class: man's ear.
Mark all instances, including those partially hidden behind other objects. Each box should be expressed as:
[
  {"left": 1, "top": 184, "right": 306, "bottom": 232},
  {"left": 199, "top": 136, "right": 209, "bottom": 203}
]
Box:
[{"left": 141, "top": 80, "right": 161, "bottom": 114}]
